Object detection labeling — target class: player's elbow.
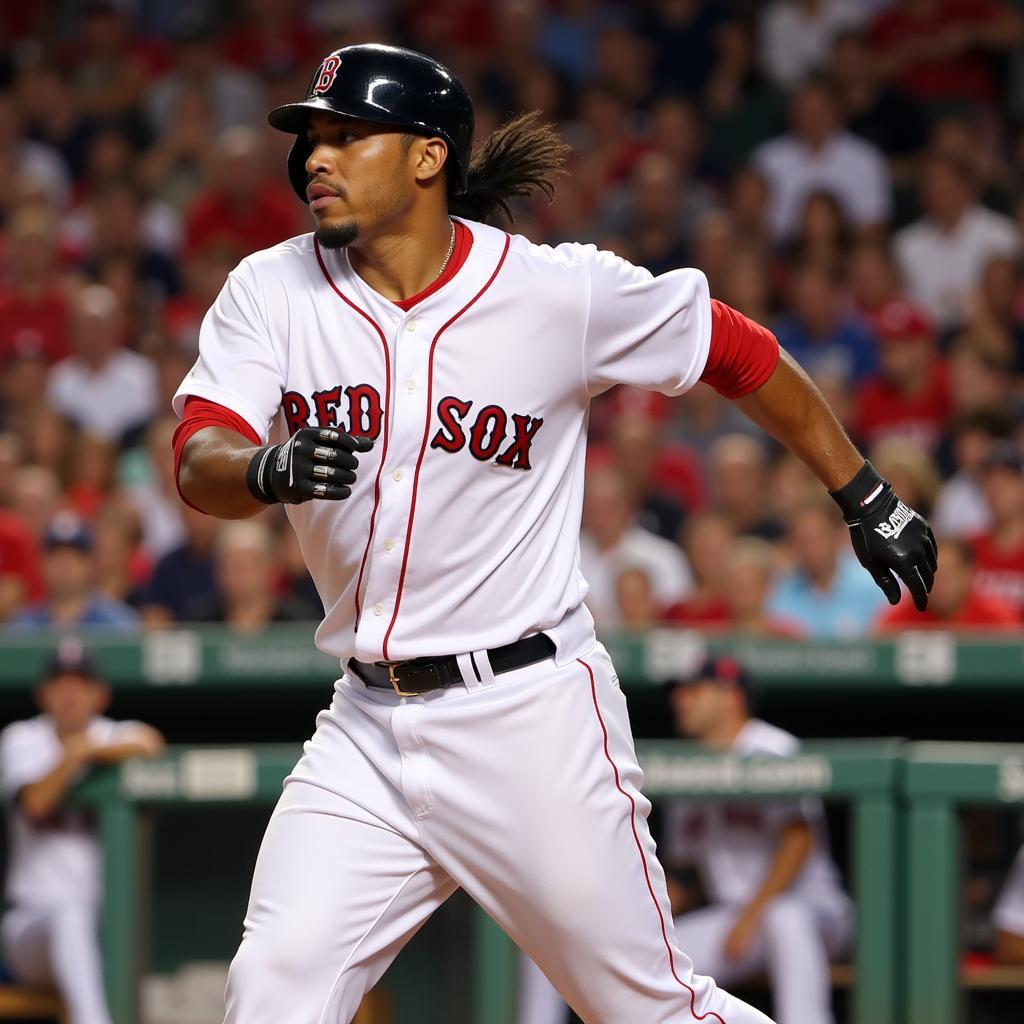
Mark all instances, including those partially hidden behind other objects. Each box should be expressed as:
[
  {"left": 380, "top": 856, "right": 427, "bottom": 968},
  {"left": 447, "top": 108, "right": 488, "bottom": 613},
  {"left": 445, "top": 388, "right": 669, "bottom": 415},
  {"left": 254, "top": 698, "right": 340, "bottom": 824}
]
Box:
[
  {"left": 18, "top": 786, "right": 58, "bottom": 824},
  {"left": 995, "top": 929, "right": 1024, "bottom": 965}
]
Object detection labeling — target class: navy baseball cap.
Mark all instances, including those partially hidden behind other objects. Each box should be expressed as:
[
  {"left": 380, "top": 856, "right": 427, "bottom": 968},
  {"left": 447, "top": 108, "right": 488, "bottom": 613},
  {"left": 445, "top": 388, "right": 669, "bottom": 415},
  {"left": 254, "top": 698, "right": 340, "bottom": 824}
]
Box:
[
  {"left": 43, "top": 512, "right": 93, "bottom": 552},
  {"left": 673, "top": 654, "right": 752, "bottom": 693},
  {"left": 43, "top": 637, "right": 99, "bottom": 681}
]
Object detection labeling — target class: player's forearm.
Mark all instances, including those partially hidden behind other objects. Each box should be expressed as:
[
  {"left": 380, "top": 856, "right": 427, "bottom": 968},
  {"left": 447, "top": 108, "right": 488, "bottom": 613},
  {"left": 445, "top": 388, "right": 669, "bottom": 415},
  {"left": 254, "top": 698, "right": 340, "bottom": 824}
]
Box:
[
  {"left": 178, "top": 427, "right": 267, "bottom": 520},
  {"left": 746, "top": 822, "right": 814, "bottom": 913},
  {"left": 995, "top": 929, "right": 1024, "bottom": 965},
  {"left": 90, "top": 728, "right": 165, "bottom": 765},
  {"left": 734, "top": 348, "right": 864, "bottom": 492},
  {"left": 18, "top": 757, "right": 87, "bottom": 822}
]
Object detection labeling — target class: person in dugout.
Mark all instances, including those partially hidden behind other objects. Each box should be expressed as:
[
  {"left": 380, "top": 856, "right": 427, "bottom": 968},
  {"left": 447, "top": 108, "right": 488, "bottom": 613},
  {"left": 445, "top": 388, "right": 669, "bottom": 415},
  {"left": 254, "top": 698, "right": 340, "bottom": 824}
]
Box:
[{"left": 0, "top": 639, "right": 164, "bottom": 1024}]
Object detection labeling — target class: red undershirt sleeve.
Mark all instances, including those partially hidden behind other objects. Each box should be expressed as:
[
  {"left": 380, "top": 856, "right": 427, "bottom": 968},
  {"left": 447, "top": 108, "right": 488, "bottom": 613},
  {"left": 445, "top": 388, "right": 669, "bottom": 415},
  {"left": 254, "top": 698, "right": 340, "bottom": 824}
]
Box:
[
  {"left": 700, "top": 299, "right": 781, "bottom": 399},
  {"left": 172, "top": 396, "right": 263, "bottom": 512}
]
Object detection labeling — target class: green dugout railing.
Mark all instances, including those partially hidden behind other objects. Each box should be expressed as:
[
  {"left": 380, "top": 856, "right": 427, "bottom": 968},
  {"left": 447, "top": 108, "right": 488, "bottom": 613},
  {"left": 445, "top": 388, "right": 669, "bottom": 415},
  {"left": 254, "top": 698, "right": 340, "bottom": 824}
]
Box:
[
  {"left": 903, "top": 742, "right": 1024, "bottom": 1024},
  {"left": 2, "top": 625, "right": 1023, "bottom": 690},
  {"left": 70, "top": 740, "right": 904, "bottom": 1024}
]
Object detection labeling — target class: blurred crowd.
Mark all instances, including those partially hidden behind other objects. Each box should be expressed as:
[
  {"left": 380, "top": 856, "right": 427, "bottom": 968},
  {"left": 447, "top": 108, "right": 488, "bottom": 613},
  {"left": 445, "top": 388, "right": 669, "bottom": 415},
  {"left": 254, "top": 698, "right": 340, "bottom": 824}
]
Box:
[{"left": 1, "top": 0, "right": 1023, "bottom": 637}]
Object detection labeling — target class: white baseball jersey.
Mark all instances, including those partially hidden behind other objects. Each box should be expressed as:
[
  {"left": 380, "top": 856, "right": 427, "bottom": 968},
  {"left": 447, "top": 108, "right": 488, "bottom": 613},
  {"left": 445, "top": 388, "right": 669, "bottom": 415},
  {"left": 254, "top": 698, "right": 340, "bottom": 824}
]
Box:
[
  {"left": 993, "top": 844, "right": 1024, "bottom": 937},
  {"left": 172, "top": 218, "right": 711, "bottom": 665},
  {"left": 663, "top": 720, "right": 848, "bottom": 911},
  {"left": 1, "top": 715, "right": 142, "bottom": 908}
]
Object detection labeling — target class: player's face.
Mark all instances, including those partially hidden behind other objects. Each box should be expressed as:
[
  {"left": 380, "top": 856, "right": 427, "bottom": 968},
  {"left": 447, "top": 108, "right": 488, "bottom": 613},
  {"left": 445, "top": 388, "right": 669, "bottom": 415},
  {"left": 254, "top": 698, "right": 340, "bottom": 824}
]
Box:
[
  {"left": 303, "top": 113, "right": 420, "bottom": 249},
  {"left": 671, "top": 681, "right": 727, "bottom": 740},
  {"left": 37, "top": 673, "right": 109, "bottom": 734}
]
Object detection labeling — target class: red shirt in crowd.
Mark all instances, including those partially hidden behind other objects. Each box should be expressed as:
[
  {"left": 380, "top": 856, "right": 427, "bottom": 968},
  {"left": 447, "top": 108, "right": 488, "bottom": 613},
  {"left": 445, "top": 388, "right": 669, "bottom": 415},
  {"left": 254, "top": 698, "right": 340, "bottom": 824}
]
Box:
[
  {"left": 0, "top": 286, "right": 69, "bottom": 364},
  {"left": 184, "top": 184, "right": 301, "bottom": 259},
  {"left": 969, "top": 533, "right": 1024, "bottom": 617},
  {"left": 853, "top": 360, "right": 951, "bottom": 454},
  {"left": 876, "top": 590, "right": 1020, "bottom": 631},
  {"left": 0, "top": 511, "right": 45, "bottom": 604},
  {"left": 871, "top": 0, "right": 1004, "bottom": 108},
  {"left": 220, "top": 22, "right": 321, "bottom": 74}
]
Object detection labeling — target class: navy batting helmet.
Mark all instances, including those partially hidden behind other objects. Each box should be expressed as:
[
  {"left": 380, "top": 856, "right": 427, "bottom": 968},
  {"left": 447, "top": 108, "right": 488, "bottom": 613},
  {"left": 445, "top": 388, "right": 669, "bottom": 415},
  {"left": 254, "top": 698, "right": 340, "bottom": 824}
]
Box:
[{"left": 267, "top": 43, "right": 475, "bottom": 202}]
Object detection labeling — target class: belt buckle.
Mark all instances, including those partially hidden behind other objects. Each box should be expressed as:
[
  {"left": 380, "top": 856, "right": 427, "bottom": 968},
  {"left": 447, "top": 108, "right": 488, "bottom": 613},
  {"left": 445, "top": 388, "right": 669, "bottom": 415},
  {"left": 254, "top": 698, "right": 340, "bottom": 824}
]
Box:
[{"left": 382, "top": 661, "right": 419, "bottom": 698}]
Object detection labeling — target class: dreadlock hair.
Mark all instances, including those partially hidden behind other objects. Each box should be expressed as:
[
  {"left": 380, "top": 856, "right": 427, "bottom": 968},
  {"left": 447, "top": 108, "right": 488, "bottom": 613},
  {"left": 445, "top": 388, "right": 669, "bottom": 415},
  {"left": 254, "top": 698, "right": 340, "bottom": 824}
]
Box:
[{"left": 448, "top": 111, "right": 571, "bottom": 225}]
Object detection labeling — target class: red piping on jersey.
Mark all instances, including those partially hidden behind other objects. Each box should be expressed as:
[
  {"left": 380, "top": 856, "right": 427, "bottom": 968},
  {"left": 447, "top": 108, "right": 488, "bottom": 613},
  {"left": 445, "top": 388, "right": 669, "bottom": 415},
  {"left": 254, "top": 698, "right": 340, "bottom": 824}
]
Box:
[
  {"left": 315, "top": 239, "right": 392, "bottom": 625},
  {"left": 382, "top": 234, "right": 512, "bottom": 660},
  {"left": 578, "top": 657, "right": 729, "bottom": 1024}
]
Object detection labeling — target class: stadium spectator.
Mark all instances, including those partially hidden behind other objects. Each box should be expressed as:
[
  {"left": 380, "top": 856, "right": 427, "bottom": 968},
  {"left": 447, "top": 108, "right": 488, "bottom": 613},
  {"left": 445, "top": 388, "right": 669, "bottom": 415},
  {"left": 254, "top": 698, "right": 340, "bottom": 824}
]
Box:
[
  {"left": 876, "top": 537, "right": 1018, "bottom": 631},
  {"left": 970, "top": 444, "right": 1024, "bottom": 618},
  {"left": 615, "top": 566, "right": 659, "bottom": 631},
  {"left": 0, "top": 508, "right": 44, "bottom": 623},
  {"left": 640, "top": 0, "right": 735, "bottom": 98},
  {"left": 719, "top": 537, "right": 802, "bottom": 637},
  {"left": 91, "top": 506, "right": 147, "bottom": 609},
  {"left": 768, "top": 497, "right": 887, "bottom": 637},
  {"left": 870, "top": 0, "right": 1024, "bottom": 112},
  {"left": 123, "top": 416, "right": 186, "bottom": 561},
  {"left": 161, "top": 247, "right": 234, "bottom": 353},
  {"left": 665, "top": 512, "right": 736, "bottom": 626},
  {"left": 853, "top": 299, "right": 949, "bottom": 454},
  {"left": 669, "top": 383, "right": 761, "bottom": 461},
  {"left": 720, "top": 248, "right": 774, "bottom": 327},
  {"left": 666, "top": 655, "right": 854, "bottom": 1024},
  {"left": 707, "top": 434, "right": 783, "bottom": 540},
  {"left": 45, "top": 285, "right": 157, "bottom": 445},
  {"left": 183, "top": 126, "right": 300, "bottom": 258},
  {"left": 0, "top": 638, "right": 163, "bottom": 1024},
  {"left": 753, "top": 75, "right": 891, "bottom": 241},
  {"left": 580, "top": 466, "right": 693, "bottom": 630},
  {"left": 7, "top": 467, "right": 61, "bottom": 546},
  {"left": 830, "top": 28, "right": 927, "bottom": 164},
  {"left": 947, "top": 339, "right": 1015, "bottom": 422},
  {"left": 7, "top": 512, "right": 139, "bottom": 631},
  {"left": 759, "top": 0, "right": 865, "bottom": 89},
  {"left": 592, "top": 410, "right": 703, "bottom": 542},
  {"left": 894, "top": 154, "right": 1019, "bottom": 329},
  {"left": 63, "top": 433, "right": 117, "bottom": 524},
  {"left": 0, "top": 91, "right": 71, "bottom": 212},
  {"left": 137, "top": 504, "right": 219, "bottom": 625},
  {"left": 773, "top": 262, "right": 878, "bottom": 384},
  {"left": 966, "top": 256, "right": 1024, "bottom": 373},
  {"left": 993, "top": 844, "right": 1024, "bottom": 964},
  {"left": 220, "top": 0, "right": 321, "bottom": 78},
  {"left": 146, "top": 14, "right": 264, "bottom": 139},
  {"left": 787, "top": 190, "right": 852, "bottom": 275},
  {"left": 0, "top": 206, "right": 69, "bottom": 365},
  {"left": 932, "top": 411, "right": 1011, "bottom": 538},
  {"left": 847, "top": 238, "right": 904, "bottom": 320},
  {"left": 189, "top": 520, "right": 318, "bottom": 630}
]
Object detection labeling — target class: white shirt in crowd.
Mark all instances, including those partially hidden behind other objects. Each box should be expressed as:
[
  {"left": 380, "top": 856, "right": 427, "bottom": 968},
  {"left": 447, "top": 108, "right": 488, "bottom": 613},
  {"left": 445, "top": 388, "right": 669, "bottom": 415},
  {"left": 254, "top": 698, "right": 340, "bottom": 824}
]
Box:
[
  {"left": 759, "top": 0, "right": 866, "bottom": 88},
  {"left": 1, "top": 715, "right": 143, "bottom": 908},
  {"left": 47, "top": 350, "right": 158, "bottom": 443},
  {"left": 895, "top": 204, "right": 1020, "bottom": 328},
  {"left": 580, "top": 524, "right": 694, "bottom": 629},
  {"left": 994, "top": 844, "right": 1024, "bottom": 939},
  {"left": 931, "top": 472, "right": 992, "bottom": 539},
  {"left": 662, "top": 719, "right": 849, "bottom": 914},
  {"left": 754, "top": 130, "right": 891, "bottom": 241}
]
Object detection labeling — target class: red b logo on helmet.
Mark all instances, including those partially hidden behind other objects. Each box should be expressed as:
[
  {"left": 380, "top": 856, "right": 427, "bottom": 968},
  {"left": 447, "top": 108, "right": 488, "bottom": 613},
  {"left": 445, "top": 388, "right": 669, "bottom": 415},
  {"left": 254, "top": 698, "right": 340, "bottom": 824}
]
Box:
[{"left": 310, "top": 55, "right": 341, "bottom": 97}]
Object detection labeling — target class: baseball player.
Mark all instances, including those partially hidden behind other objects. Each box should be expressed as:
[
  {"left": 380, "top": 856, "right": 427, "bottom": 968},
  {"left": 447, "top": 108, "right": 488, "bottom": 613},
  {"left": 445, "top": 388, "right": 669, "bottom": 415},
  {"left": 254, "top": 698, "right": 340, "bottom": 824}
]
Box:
[
  {"left": 993, "top": 843, "right": 1024, "bottom": 963},
  {"left": 0, "top": 639, "right": 164, "bottom": 1024},
  {"left": 171, "top": 43, "right": 936, "bottom": 1024}
]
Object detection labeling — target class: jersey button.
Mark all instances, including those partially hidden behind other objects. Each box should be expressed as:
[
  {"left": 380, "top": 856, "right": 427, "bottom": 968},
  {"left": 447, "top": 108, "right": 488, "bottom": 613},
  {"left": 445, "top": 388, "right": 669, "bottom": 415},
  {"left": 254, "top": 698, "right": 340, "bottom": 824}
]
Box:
[
  {"left": 383, "top": 539, "right": 395, "bottom": 552},
  {"left": 393, "top": 469, "right": 404, "bottom": 482},
  {"left": 406, "top": 378, "right": 416, "bottom": 391},
  {"left": 372, "top": 603, "right": 383, "bottom": 616},
  {"left": 406, "top": 320, "right": 417, "bottom": 332}
]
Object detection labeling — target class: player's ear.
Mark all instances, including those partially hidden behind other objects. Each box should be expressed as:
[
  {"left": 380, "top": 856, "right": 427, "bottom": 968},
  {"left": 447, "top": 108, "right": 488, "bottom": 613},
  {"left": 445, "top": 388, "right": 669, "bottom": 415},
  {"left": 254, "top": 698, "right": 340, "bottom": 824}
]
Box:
[{"left": 411, "top": 136, "right": 449, "bottom": 187}]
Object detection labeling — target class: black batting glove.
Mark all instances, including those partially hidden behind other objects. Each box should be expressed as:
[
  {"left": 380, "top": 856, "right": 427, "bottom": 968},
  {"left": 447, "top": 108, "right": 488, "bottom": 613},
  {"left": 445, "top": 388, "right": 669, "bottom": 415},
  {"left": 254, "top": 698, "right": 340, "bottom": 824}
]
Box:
[
  {"left": 246, "top": 427, "right": 374, "bottom": 505},
  {"left": 829, "top": 460, "right": 938, "bottom": 612}
]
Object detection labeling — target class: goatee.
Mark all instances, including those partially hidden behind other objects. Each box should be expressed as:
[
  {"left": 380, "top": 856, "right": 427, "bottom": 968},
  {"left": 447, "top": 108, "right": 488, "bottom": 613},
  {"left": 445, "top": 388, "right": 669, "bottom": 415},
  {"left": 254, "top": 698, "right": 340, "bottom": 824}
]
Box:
[{"left": 315, "top": 220, "right": 359, "bottom": 249}]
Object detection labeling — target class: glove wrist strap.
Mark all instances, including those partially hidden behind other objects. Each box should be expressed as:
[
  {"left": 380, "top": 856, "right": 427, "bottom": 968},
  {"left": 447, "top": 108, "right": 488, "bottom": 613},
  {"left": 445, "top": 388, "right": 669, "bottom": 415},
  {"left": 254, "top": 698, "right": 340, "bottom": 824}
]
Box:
[
  {"left": 829, "top": 460, "right": 885, "bottom": 521},
  {"left": 246, "top": 445, "right": 280, "bottom": 505}
]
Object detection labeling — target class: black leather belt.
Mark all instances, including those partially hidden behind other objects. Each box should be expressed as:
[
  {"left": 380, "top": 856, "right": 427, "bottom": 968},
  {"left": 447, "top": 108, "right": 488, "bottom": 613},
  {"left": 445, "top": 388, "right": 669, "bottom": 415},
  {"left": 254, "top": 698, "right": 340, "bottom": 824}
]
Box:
[{"left": 349, "top": 633, "right": 556, "bottom": 696}]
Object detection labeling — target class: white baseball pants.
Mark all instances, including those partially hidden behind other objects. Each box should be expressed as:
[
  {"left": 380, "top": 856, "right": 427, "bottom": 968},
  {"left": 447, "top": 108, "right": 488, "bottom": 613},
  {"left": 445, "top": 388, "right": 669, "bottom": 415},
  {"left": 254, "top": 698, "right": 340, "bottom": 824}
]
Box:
[
  {"left": 1, "top": 902, "right": 113, "bottom": 1024},
  {"left": 224, "top": 643, "right": 775, "bottom": 1024}
]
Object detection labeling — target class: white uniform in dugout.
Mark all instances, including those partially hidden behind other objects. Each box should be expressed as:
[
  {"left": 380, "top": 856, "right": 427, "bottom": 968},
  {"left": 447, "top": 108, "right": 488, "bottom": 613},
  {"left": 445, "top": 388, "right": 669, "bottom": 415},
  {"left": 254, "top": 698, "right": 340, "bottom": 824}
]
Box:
[
  {"left": 993, "top": 845, "right": 1024, "bottom": 940},
  {"left": 0, "top": 716, "right": 140, "bottom": 1024},
  {"left": 173, "top": 220, "right": 776, "bottom": 1023}
]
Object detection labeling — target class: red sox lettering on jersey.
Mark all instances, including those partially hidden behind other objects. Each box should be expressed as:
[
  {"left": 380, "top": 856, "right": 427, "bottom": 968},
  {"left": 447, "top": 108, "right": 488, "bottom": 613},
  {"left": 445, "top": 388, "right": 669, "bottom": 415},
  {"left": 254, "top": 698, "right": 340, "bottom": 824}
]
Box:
[{"left": 280, "top": 385, "right": 544, "bottom": 470}]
